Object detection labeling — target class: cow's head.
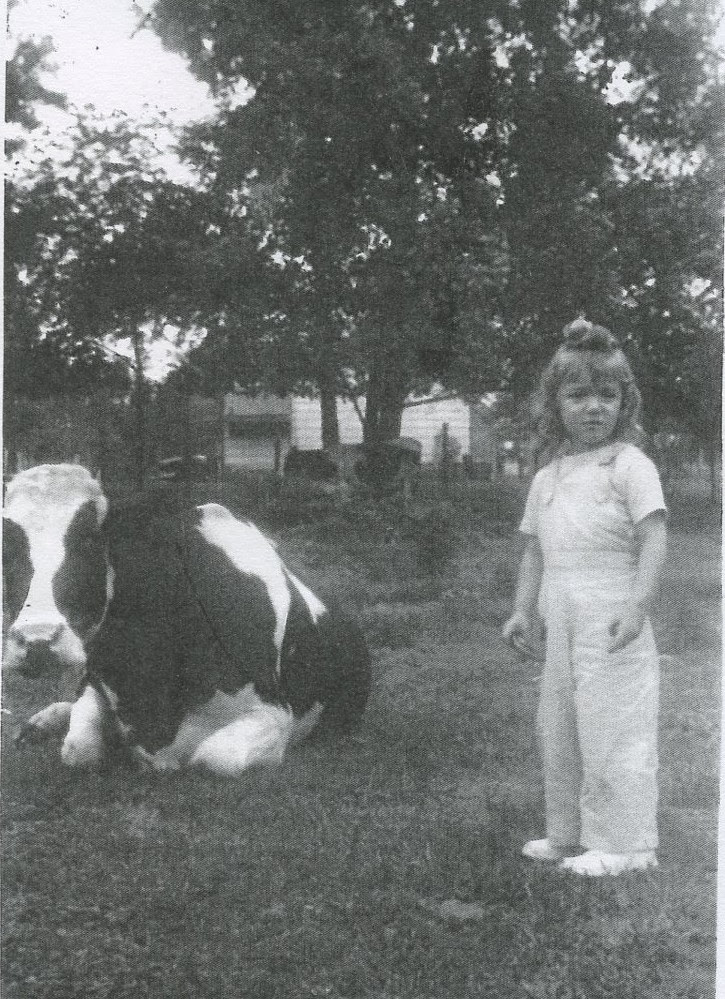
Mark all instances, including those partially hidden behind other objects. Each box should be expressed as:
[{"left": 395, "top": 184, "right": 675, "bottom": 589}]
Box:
[{"left": 3, "top": 464, "right": 113, "bottom": 682}]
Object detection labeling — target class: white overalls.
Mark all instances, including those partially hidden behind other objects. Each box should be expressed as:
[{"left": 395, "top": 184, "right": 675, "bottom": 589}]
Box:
[{"left": 520, "top": 443, "right": 666, "bottom": 854}]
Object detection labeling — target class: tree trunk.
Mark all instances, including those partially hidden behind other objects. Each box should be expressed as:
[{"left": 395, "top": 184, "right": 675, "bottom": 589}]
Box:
[
  {"left": 131, "top": 330, "right": 147, "bottom": 492},
  {"left": 181, "top": 390, "right": 192, "bottom": 464},
  {"left": 439, "top": 422, "right": 449, "bottom": 483},
  {"left": 217, "top": 390, "right": 226, "bottom": 485},
  {"left": 318, "top": 362, "right": 340, "bottom": 450},
  {"left": 363, "top": 357, "right": 407, "bottom": 446},
  {"left": 705, "top": 437, "right": 720, "bottom": 505}
]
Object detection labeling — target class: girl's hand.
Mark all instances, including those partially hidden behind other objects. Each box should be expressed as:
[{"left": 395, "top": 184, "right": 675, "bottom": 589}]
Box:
[
  {"left": 503, "top": 610, "right": 535, "bottom": 658},
  {"left": 608, "top": 605, "right": 646, "bottom": 653}
]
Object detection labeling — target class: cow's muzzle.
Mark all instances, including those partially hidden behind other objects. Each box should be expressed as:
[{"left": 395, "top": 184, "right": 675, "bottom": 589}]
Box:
[
  {"left": 4, "top": 618, "right": 85, "bottom": 677},
  {"left": 12, "top": 635, "right": 64, "bottom": 677}
]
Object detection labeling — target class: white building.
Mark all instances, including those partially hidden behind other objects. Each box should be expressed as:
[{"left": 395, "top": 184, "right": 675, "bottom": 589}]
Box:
[{"left": 223, "top": 390, "right": 498, "bottom": 471}]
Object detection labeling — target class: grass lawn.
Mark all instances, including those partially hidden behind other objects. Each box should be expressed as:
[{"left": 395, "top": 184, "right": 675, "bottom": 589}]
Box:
[{"left": 2, "top": 474, "right": 720, "bottom": 999}]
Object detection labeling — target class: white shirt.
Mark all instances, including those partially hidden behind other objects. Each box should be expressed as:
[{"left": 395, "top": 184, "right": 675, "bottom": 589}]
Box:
[{"left": 520, "top": 443, "right": 667, "bottom": 578}]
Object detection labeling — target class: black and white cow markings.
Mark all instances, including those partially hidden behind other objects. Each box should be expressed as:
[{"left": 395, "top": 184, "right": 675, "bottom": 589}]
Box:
[
  {"left": 3, "top": 465, "right": 112, "bottom": 683},
  {"left": 3, "top": 464, "right": 371, "bottom": 778}
]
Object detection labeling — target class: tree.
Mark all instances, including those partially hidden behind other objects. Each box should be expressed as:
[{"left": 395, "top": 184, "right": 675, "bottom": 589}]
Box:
[
  {"left": 12, "top": 0, "right": 716, "bottom": 473},
  {"left": 5, "top": 9, "right": 66, "bottom": 157},
  {"left": 591, "top": 2, "right": 724, "bottom": 481},
  {"left": 151, "top": 0, "right": 514, "bottom": 443},
  {"left": 4, "top": 22, "right": 134, "bottom": 401},
  {"left": 148, "top": 0, "right": 720, "bottom": 451},
  {"left": 6, "top": 108, "right": 229, "bottom": 482}
]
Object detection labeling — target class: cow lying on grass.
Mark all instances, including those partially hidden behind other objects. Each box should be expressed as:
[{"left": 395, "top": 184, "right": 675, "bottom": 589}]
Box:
[{"left": 3, "top": 464, "right": 371, "bottom": 777}]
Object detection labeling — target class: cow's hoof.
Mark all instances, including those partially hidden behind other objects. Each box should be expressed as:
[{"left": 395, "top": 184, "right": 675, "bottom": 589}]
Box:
[
  {"left": 128, "top": 745, "right": 179, "bottom": 774},
  {"left": 149, "top": 754, "right": 182, "bottom": 774},
  {"left": 128, "top": 745, "right": 152, "bottom": 772},
  {"left": 15, "top": 701, "right": 74, "bottom": 747},
  {"left": 14, "top": 722, "right": 47, "bottom": 747},
  {"left": 131, "top": 745, "right": 182, "bottom": 774}
]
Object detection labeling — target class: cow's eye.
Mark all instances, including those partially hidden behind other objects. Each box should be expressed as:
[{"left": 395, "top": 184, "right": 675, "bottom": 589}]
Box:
[{"left": 64, "top": 501, "right": 106, "bottom": 557}]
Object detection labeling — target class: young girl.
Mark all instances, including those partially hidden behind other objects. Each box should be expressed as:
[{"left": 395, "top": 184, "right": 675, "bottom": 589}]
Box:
[{"left": 503, "top": 319, "right": 668, "bottom": 876}]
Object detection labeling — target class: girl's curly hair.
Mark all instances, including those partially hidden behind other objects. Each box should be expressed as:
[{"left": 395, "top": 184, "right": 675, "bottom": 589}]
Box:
[{"left": 532, "top": 318, "right": 643, "bottom": 467}]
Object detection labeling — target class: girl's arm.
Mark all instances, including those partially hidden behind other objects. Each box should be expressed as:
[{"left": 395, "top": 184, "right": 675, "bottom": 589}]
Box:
[
  {"left": 503, "top": 535, "right": 543, "bottom": 650},
  {"left": 608, "top": 510, "right": 667, "bottom": 653}
]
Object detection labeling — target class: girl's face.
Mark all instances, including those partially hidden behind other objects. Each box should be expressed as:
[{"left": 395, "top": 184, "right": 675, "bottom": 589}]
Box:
[{"left": 557, "top": 377, "right": 623, "bottom": 451}]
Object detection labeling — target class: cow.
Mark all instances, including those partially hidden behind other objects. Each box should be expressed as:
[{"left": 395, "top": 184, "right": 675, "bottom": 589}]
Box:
[{"left": 3, "top": 464, "right": 371, "bottom": 777}]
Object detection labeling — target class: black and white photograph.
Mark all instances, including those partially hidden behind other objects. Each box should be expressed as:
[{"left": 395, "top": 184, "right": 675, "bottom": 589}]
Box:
[{"left": 3, "top": 1, "right": 722, "bottom": 996}]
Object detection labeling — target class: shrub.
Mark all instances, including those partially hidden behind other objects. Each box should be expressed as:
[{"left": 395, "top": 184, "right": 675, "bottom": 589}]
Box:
[
  {"left": 406, "top": 503, "right": 459, "bottom": 575},
  {"left": 265, "top": 478, "right": 354, "bottom": 528}
]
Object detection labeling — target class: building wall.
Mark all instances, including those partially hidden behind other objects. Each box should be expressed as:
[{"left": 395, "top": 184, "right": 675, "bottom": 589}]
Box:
[
  {"left": 223, "top": 392, "right": 480, "bottom": 469},
  {"left": 291, "top": 396, "right": 470, "bottom": 462},
  {"left": 224, "top": 433, "right": 291, "bottom": 471},
  {"left": 402, "top": 399, "right": 469, "bottom": 462},
  {"left": 290, "top": 398, "right": 363, "bottom": 450},
  {"left": 226, "top": 393, "right": 292, "bottom": 421},
  {"left": 224, "top": 392, "right": 292, "bottom": 470}
]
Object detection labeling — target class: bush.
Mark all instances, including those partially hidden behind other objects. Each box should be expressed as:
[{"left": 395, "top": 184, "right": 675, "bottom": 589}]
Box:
[
  {"left": 405, "top": 503, "right": 459, "bottom": 575},
  {"left": 265, "top": 478, "right": 354, "bottom": 528}
]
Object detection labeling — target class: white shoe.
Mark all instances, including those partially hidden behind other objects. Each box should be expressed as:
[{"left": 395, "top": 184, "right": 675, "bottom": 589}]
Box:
[
  {"left": 559, "top": 850, "right": 658, "bottom": 877},
  {"left": 522, "top": 838, "right": 578, "bottom": 862}
]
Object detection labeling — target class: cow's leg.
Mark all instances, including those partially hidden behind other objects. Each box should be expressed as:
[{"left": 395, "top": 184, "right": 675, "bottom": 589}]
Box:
[
  {"left": 188, "top": 703, "right": 298, "bottom": 777},
  {"left": 61, "top": 686, "right": 108, "bottom": 767},
  {"left": 15, "top": 701, "right": 74, "bottom": 746},
  {"left": 143, "top": 712, "right": 217, "bottom": 773},
  {"left": 141, "top": 688, "right": 249, "bottom": 773}
]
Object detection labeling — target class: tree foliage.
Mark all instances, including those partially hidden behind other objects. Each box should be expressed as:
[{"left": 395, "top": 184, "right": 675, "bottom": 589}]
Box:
[
  {"left": 6, "top": 0, "right": 722, "bottom": 452},
  {"left": 4, "top": 30, "right": 128, "bottom": 398},
  {"left": 148, "top": 0, "right": 722, "bottom": 442},
  {"left": 5, "top": 2, "right": 66, "bottom": 157}
]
